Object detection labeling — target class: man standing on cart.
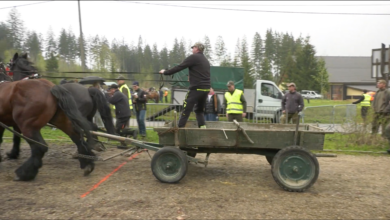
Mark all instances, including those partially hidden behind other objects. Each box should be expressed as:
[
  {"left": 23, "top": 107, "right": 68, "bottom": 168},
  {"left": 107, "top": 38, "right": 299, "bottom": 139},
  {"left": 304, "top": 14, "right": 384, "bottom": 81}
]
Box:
[{"left": 159, "top": 42, "right": 210, "bottom": 128}]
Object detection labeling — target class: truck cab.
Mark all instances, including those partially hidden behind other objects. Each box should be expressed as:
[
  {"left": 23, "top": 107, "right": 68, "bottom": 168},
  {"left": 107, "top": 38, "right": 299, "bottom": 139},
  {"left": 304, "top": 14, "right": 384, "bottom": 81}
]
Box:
[{"left": 253, "top": 80, "right": 284, "bottom": 122}]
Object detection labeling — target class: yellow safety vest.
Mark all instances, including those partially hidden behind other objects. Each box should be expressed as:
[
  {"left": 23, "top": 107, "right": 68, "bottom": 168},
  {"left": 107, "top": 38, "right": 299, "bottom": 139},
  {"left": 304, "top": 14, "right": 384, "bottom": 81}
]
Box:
[
  {"left": 113, "top": 84, "right": 133, "bottom": 110},
  {"left": 361, "top": 94, "right": 371, "bottom": 107},
  {"left": 225, "top": 89, "right": 243, "bottom": 114}
]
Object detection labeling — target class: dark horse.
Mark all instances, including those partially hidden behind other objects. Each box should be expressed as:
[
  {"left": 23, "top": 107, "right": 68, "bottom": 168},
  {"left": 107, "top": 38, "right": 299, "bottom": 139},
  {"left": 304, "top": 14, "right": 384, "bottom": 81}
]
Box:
[
  {"left": 0, "top": 78, "right": 96, "bottom": 181},
  {"left": 1, "top": 53, "right": 116, "bottom": 163}
]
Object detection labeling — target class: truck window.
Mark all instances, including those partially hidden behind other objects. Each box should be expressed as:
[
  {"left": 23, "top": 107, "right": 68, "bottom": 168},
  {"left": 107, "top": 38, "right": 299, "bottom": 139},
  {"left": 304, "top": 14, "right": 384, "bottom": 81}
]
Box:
[{"left": 261, "top": 83, "right": 282, "bottom": 99}]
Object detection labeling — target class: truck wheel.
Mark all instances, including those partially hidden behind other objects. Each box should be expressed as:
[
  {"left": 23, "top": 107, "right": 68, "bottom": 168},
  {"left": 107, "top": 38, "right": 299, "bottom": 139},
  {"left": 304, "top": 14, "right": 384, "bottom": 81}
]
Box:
[
  {"left": 151, "top": 147, "right": 188, "bottom": 183},
  {"left": 271, "top": 145, "right": 319, "bottom": 192}
]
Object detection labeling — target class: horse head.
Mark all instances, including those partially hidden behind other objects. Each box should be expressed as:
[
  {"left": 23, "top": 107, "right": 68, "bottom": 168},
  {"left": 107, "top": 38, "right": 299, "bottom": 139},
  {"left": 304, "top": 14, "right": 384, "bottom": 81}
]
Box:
[{"left": 11, "top": 53, "right": 38, "bottom": 81}]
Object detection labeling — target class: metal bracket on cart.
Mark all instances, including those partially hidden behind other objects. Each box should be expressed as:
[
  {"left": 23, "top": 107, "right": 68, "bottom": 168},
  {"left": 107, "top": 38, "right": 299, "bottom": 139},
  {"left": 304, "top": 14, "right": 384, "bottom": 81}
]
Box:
[{"left": 185, "top": 152, "right": 211, "bottom": 167}]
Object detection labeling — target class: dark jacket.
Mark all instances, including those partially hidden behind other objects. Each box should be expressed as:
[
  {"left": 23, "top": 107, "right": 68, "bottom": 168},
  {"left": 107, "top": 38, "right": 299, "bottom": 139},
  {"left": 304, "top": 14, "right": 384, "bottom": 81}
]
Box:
[
  {"left": 282, "top": 91, "right": 304, "bottom": 114},
  {"left": 163, "top": 52, "right": 210, "bottom": 90},
  {"left": 373, "top": 89, "right": 390, "bottom": 113},
  {"left": 204, "top": 94, "right": 221, "bottom": 114},
  {"left": 133, "top": 88, "right": 147, "bottom": 111},
  {"left": 223, "top": 89, "right": 247, "bottom": 113},
  {"left": 106, "top": 90, "right": 131, "bottom": 118}
]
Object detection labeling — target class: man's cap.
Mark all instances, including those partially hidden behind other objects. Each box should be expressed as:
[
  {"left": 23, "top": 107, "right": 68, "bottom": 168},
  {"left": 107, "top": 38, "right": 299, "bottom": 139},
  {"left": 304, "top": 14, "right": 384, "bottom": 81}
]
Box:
[
  {"left": 116, "top": 75, "right": 125, "bottom": 80},
  {"left": 363, "top": 90, "right": 368, "bottom": 93},
  {"left": 287, "top": 82, "right": 296, "bottom": 87},
  {"left": 378, "top": 79, "right": 386, "bottom": 84},
  {"left": 132, "top": 81, "right": 139, "bottom": 86},
  {"left": 226, "top": 81, "right": 235, "bottom": 86},
  {"left": 109, "top": 84, "right": 118, "bottom": 89},
  {"left": 191, "top": 42, "right": 205, "bottom": 52}
]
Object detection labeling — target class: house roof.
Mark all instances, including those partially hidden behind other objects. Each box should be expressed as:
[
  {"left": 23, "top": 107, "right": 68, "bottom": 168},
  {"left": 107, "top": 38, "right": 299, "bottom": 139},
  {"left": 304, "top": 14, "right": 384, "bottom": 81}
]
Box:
[
  {"left": 317, "top": 56, "right": 375, "bottom": 84},
  {"left": 346, "top": 85, "right": 377, "bottom": 92}
]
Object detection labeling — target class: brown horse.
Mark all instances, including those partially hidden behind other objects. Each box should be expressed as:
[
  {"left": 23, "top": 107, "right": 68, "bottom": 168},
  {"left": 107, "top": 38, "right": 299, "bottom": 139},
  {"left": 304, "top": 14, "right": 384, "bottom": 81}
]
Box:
[
  {"left": 146, "top": 90, "right": 160, "bottom": 103},
  {"left": 0, "top": 78, "right": 96, "bottom": 181}
]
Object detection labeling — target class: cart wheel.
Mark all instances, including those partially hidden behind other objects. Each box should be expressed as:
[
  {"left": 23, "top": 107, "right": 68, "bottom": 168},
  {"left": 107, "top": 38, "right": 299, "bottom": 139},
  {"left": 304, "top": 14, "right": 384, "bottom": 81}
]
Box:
[
  {"left": 151, "top": 147, "right": 188, "bottom": 183},
  {"left": 271, "top": 146, "right": 319, "bottom": 192},
  {"left": 265, "top": 156, "right": 273, "bottom": 165}
]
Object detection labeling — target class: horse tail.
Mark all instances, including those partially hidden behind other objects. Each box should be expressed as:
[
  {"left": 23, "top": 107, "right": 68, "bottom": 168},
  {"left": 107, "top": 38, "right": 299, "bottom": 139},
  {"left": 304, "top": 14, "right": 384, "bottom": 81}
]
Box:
[
  {"left": 50, "top": 85, "right": 93, "bottom": 144},
  {"left": 88, "top": 87, "right": 116, "bottom": 135}
]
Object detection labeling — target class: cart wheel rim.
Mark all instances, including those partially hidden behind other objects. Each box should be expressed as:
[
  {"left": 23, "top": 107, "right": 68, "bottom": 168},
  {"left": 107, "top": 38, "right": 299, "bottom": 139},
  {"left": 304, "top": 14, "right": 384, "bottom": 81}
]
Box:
[
  {"left": 155, "top": 153, "right": 183, "bottom": 177},
  {"left": 277, "top": 153, "right": 315, "bottom": 188}
]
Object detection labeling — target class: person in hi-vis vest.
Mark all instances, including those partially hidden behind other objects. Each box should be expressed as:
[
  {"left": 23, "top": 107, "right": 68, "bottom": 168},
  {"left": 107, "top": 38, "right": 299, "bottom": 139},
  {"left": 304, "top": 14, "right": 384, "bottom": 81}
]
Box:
[
  {"left": 223, "top": 81, "right": 247, "bottom": 122},
  {"left": 352, "top": 89, "right": 371, "bottom": 125},
  {"left": 115, "top": 75, "right": 133, "bottom": 112}
]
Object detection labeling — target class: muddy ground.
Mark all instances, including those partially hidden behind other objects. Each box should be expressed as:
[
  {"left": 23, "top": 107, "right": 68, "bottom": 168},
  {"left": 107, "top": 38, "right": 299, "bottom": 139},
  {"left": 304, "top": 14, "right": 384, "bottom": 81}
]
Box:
[{"left": 0, "top": 143, "right": 390, "bottom": 219}]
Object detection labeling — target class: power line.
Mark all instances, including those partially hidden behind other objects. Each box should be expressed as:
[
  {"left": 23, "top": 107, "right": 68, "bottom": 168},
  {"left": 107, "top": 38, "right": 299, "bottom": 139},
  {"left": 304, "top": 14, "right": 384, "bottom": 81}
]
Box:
[
  {"left": 161, "top": 3, "right": 390, "bottom": 7},
  {"left": 115, "top": 1, "right": 390, "bottom": 16},
  {"left": 0, "top": 1, "right": 55, "bottom": 11}
]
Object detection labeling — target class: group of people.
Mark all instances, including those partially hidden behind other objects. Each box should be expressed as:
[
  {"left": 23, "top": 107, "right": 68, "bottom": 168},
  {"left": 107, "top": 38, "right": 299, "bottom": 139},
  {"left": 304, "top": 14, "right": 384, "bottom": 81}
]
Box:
[
  {"left": 352, "top": 80, "right": 390, "bottom": 153},
  {"left": 104, "top": 77, "right": 147, "bottom": 147}
]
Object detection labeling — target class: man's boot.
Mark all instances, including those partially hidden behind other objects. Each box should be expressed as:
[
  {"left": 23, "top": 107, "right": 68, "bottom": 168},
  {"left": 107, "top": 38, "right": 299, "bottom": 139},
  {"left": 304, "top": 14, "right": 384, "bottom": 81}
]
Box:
[{"left": 132, "top": 130, "right": 138, "bottom": 139}]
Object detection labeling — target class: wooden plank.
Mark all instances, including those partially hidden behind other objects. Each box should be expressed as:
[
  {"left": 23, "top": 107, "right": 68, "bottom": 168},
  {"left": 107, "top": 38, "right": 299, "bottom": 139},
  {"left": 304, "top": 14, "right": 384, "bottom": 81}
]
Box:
[{"left": 300, "top": 132, "right": 325, "bottom": 150}]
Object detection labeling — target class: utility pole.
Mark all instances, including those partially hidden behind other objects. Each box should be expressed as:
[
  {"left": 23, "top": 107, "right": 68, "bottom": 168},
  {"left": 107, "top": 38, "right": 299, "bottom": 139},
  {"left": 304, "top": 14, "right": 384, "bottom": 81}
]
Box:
[{"left": 78, "top": 0, "right": 86, "bottom": 70}]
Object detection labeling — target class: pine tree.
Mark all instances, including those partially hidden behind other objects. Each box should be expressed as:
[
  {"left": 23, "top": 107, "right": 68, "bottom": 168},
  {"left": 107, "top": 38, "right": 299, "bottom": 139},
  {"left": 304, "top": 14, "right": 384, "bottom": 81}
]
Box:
[
  {"left": 169, "top": 38, "right": 181, "bottom": 65},
  {"left": 215, "top": 35, "right": 227, "bottom": 66},
  {"left": 67, "top": 29, "right": 78, "bottom": 62},
  {"left": 160, "top": 45, "right": 169, "bottom": 69},
  {"left": 58, "top": 29, "right": 69, "bottom": 61},
  {"left": 136, "top": 35, "right": 143, "bottom": 72},
  {"left": 24, "top": 31, "right": 42, "bottom": 63},
  {"left": 46, "top": 52, "right": 59, "bottom": 72},
  {"left": 314, "top": 58, "right": 329, "bottom": 95},
  {"left": 178, "top": 37, "right": 187, "bottom": 61},
  {"left": 6, "top": 8, "right": 25, "bottom": 51},
  {"left": 295, "top": 37, "right": 319, "bottom": 90},
  {"left": 264, "top": 29, "right": 275, "bottom": 62},
  {"left": 152, "top": 43, "right": 161, "bottom": 72},
  {"left": 251, "top": 32, "right": 263, "bottom": 80},
  {"left": 45, "top": 27, "right": 57, "bottom": 59},
  {"left": 241, "top": 36, "right": 254, "bottom": 88},
  {"left": 0, "top": 22, "right": 12, "bottom": 60},
  {"left": 203, "top": 35, "right": 213, "bottom": 64},
  {"left": 233, "top": 38, "right": 241, "bottom": 67},
  {"left": 220, "top": 53, "right": 233, "bottom": 67},
  {"left": 259, "top": 57, "right": 273, "bottom": 81}
]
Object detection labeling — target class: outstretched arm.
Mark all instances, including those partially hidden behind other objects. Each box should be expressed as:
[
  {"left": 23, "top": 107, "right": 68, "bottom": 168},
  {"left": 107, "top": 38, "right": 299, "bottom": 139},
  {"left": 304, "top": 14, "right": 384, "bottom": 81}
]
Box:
[{"left": 159, "top": 55, "right": 196, "bottom": 76}]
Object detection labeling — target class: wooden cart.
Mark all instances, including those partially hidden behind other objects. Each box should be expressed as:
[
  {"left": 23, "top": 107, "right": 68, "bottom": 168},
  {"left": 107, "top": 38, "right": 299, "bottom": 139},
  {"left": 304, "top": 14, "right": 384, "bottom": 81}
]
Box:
[{"left": 91, "top": 117, "right": 334, "bottom": 192}]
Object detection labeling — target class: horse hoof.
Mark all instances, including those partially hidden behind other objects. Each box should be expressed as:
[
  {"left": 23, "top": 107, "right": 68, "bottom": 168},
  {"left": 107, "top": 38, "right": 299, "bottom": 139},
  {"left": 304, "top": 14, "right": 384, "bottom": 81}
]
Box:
[
  {"left": 13, "top": 176, "right": 21, "bottom": 181},
  {"left": 6, "top": 152, "right": 18, "bottom": 160},
  {"left": 91, "top": 142, "right": 105, "bottom": 152},
  {"left": 83, "top": 163, "right": 95, "bottom": 176}
]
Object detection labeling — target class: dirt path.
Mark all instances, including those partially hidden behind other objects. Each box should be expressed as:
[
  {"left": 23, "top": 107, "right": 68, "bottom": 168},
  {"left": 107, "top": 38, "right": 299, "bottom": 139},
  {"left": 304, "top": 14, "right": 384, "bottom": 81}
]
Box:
[{"left": 0, "top": 143, "right": 390, "bottom": 219}]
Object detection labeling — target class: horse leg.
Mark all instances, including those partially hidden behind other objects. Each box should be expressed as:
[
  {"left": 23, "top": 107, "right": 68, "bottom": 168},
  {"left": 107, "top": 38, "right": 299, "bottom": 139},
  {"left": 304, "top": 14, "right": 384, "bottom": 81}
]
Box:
[
  {"left": 7, "top": 126, "right": 22, "bottom": 159},
  {"left": 51, "top": 114, "right": 95, "bottom": 176},
  {"left": 0, "top": 127, "right": 3, "bottom": 162},
  {"left": 14, "top": 129, "right": 48, "bottom": 181}
]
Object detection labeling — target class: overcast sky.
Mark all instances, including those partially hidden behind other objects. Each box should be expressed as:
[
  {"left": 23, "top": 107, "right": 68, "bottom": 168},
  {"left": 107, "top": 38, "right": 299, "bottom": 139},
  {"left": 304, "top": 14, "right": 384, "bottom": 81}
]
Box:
[{"left": 0, "top": 1, "right": 389, "bottom": 58}]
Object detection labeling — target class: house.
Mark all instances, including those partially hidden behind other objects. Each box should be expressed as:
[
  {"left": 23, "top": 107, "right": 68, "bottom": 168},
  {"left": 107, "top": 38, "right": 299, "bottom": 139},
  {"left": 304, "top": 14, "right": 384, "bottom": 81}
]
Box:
[{"left": 318, "top": 56, "right": 376, "bottom": 100}]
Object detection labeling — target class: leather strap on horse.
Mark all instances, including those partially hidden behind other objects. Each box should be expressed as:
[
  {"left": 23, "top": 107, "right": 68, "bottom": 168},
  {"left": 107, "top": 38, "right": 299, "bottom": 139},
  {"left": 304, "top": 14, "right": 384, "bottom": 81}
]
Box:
[
  {"left": 159, "top": 73, "right": 164, "bottom": 91},
  {"left": 213, "top": 94, "right": 218, "bottom": 113}
]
